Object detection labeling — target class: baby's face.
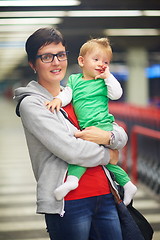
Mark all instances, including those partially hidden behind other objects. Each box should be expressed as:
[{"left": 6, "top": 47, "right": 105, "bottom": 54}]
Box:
[{"left": 79, "top": 48, "right": 110, "bottom": 80}]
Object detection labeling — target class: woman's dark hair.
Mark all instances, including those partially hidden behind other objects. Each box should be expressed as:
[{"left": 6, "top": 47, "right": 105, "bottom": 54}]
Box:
[{"left": 25, "top": 27, "right": 66, "bottom": 64}]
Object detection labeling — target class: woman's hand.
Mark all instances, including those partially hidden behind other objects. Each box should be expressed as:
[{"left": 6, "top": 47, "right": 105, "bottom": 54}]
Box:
[
  {"left": 75, "top": 126, "right": 119, "bottom": 165},
  {"left": 109, "top": 149, "right": 119, "bottom": 165},
  {"left": 74, "top": 126, "right": 111, "bottom": 145}
]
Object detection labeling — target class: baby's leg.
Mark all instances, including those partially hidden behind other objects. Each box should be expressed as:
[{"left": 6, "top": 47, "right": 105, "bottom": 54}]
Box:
[
  {"left": 54, "top": 165, "right": 86, "bottom": 201},
  {"left": 123, "top": 181, "right": 137, "bottom": 205},
  {"left": 106, "top": 164, "right": 137, "bottom": 205}
]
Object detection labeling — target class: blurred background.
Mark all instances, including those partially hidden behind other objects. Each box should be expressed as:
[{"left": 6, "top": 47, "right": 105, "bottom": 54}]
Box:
[
  {"left": 0, "top": 0, "right": 160, "bottom": 105},
  {"left": 0, "top": 0, "right": 160, "bottom": 240}
]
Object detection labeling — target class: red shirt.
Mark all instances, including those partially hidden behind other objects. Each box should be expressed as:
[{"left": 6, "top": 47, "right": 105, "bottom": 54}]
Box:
[{"left": 63, "top": 104, "right": 111, "bottom": 200}]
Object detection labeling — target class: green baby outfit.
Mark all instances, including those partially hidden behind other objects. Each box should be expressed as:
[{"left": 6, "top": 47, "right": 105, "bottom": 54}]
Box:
[{"left": 67, "top": 73, "right": 130, "bottom": 186}]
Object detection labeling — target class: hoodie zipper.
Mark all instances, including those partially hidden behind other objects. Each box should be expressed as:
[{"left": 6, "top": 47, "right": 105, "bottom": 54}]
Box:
[
  {"left": 59, "top": 169, "right": 68, "bottom": 217},
  {"left": 103, "top": 166, "right": 120, "bottom": 195}
]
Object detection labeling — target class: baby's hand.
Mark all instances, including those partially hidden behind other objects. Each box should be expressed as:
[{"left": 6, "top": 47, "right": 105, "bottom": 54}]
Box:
[
  {"left": 45, "top": 98, "right": 62, "bottom": 112},
  {"left": 95, "top": 65, "right": 110, "bottom": 80}
]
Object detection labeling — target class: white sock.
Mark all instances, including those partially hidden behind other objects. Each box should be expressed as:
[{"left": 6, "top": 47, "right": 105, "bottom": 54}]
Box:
[
  {"left": 54, "top": 175, "right": 79, "bottom": 201},
  {"left": 123, "top": 181, "right": 137, "bottom": 206}
]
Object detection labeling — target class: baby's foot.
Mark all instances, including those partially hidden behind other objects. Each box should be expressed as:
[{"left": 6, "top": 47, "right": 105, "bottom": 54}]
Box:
[
  {"left": 54, "top": 176, "right": 79, "bottom": 201},
  {"left": 123, "top": 181, "right": 137, "bottom": 205}
]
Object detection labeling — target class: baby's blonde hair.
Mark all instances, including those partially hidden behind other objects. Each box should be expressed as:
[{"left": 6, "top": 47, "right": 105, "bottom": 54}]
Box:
[{"left": 79, "top": 38, "right": 112, "bottom": 60}]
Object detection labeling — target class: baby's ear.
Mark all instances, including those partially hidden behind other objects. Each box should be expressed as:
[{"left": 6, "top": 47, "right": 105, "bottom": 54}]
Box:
[{"left": 78, "top": 56, "right": 84, "bottom": 68}]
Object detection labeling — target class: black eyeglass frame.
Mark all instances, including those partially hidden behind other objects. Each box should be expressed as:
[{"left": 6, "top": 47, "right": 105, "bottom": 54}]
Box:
[{"left": 36, "top": 51, "right": 69, "bottom": 63}]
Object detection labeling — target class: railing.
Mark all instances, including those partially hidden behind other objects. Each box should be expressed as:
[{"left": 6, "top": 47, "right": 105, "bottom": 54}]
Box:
[
  {"left": 131, "top": 125, "right": 160, "bottom": 183},
  {"left": 109, "top": 102, "right": 160, "bottom": 131},
  {"left": 110, "top": 102, "right": 160, "bottom": 194}
]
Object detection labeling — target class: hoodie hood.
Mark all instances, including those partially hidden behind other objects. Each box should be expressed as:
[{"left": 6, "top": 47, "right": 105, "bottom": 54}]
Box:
[{"left": 14, "top": 80, "right": 54, "bottom": 102}]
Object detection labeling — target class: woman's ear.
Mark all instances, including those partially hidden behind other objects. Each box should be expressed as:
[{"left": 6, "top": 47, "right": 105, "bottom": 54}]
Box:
[
  {"left": 78, "top": 56, "right": 84, "bottom": 68},
  {"left": 29, "top": 62, "right": 36, "bottom": 74}
]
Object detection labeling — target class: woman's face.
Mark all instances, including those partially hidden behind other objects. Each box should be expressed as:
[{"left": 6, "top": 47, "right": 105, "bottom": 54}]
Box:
[{"left": 30, "top": 42, "right": 68, "bottom": 88}]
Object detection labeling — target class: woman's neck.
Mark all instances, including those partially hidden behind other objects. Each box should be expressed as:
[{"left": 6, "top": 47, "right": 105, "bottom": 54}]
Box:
[{"left": 39, "top": 80, "right": 61, "bottom": 97}]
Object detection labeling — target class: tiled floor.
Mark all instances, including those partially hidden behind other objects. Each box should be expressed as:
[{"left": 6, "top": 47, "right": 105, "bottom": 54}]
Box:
[{"left": 0, "top": 97, "right": 159, "bottom": 240}]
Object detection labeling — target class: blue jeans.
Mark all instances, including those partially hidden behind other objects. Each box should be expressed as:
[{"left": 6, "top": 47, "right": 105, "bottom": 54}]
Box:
[{"left": 45, "top": 194, "right": 123, "bottom": 240}]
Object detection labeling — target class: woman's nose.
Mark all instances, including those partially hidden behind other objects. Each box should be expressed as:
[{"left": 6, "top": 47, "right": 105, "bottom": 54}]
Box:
[{"left": 51, "top": 56, "right": 59, "bottom": 64}]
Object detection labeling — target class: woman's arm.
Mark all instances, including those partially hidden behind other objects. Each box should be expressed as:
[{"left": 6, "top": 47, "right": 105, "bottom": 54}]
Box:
[
  {"left": 74, "top": 127, "right": 119, "bottom": 165},
  {"left": 74, "top": 124, "right": 128, "bottom": 150},
  {"left": 20, "top": 96, "right": 113, "bottom": 168},
  {"left": 74, "top": 126, "right": 111, "bottom": 145}
]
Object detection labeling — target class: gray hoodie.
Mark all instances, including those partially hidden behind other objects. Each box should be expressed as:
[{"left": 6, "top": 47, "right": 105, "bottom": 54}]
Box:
[{"left": 14, "top": 80, "right": 120, "bottom": 215}]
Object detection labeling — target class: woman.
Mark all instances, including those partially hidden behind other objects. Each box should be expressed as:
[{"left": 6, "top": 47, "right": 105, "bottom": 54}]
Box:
[{"left": 14, "top": 27, "right": 126, "bottom": 240}]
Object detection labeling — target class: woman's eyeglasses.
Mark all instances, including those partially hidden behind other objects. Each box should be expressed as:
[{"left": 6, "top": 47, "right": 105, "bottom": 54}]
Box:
[{"left": 36, "top": 51, "right": 69, "bottom": 63}]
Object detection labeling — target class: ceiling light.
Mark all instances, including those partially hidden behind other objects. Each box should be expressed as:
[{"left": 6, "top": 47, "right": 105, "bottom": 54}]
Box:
[
  {"left": 0, "top": 11, "right": 65, "bottom": 18},
  {"left": 1, "top": 10, "right": 159, "bottom": 18},
  {"left": 142, "top": 10, "right": 160, "bottom": 16},
  {"left": 0, "top": 18, "right": 61, "bottom": 25},
  {"left": 67, "top": 10, "right": 142, "bottom": 17},
  {"left": 0, "top": 0, "right": 80, "bottom": 7},
  {"left": 104, "top": 29, "right": 159, "bottom": 36},
  {"left": 0, "top": 32, "right": 33, "bottom": 40},
  {"left": 0, "top": 25, "right": 53, "bottom": 32}
]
